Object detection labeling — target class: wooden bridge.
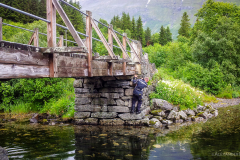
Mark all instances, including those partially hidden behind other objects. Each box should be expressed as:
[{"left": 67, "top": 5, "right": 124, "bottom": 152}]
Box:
[{"left": 0, "top": 0, "right": 142, "bottom": 79}]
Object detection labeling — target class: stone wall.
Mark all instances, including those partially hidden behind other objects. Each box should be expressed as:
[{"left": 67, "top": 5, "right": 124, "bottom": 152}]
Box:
[{"left": 74, "top": 76, "right": 151, "bottom": 125}]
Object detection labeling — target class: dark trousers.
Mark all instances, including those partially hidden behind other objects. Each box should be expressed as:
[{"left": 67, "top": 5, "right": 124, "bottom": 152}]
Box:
[{"left": 131, "top": 94, "right": 143, "bottom": 112}]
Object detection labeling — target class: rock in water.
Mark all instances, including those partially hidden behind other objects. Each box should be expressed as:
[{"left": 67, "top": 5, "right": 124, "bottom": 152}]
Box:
[
  {"left": 151, "top": 99, "right": 173, "bottom": 110},
  {"left": 0, "top": 146, "right": 9, "bottom": 160}
]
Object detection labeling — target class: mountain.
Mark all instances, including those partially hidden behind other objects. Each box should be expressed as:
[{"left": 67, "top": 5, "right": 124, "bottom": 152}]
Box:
[{"left": 79, "top": 0, "right": 240, "bottom": 39}]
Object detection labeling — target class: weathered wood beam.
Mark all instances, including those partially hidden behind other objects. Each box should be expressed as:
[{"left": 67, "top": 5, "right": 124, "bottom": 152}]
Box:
[
  {"left": 40, "top": 47, "right": 88, "bottom": 54},
  {"left": 123, "top": 33, "right": 127, "bottom": 75},
  {"left": 126, "top": 38, "right": 141, "bottom": 62},
  {"left": 57, "top": 35, "right": 64, "bottom": 47},
  {"left": 0, "top": 64, "right": 49, "bottom": 79},
  {"left": 0, "top": 47, "right": 49, "bottom": 66},
  {"left": 110, "top": 28, "right": 130, "bottom": 60},
  {"left": 86, "top": 11, "right": 92, "bottom": 77},
  {"left": 108, "top": 24, "right": 113, "bottom": 76},
  {"left": 0, "top": 17, "right": 2, "bottom": 41},
  {"left": 93, "top": 55, "right": 118, "bottom": 60},
  {"left": 91, "top": 19, "right": 115, "bottom": 59},
  {"left": 52, "top": 0, "right": 86, "bottom": 48}
]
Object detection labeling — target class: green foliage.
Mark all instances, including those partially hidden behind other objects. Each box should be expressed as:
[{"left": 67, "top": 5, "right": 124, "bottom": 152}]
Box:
[
  {"left": 145, "top": 27, "right": 151, "bottom": 46},
  {"left": 150, "top": 72, "right": 204, "bottom": 110},
  {"left": 159, "top": 25, "right": 173, "bottom": 46},
  {"left": 0, "top": 78, "right": 74, "bottom": 113},
  {"left": 178, "top": 12, "right": 191, "bottom": 38}
]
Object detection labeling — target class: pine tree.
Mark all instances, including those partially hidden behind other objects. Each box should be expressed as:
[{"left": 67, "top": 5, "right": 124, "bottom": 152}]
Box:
[
  {"left": 115, "top": 15, "right": 121, "bottom": 29},
  {"left": 121, "top": 12, "right": 127, "bottom": 31},
  {"left": 159, "top": 25, "right": 167, "bottom": 45},
  {"left": 178, "top": 12, "right": 191, "bottom": 38},
  {"left": 136, "top": 16, "right": 144, "bottom": 45},
  {"left": 166, "top": 26, "right": 172, "bottom": 43},
  {"left": 126, "top": 13, "right": 132, "bottom": 31},
  {"left": 110, "top": 16, "right": 116, "bottom": 26},
  {"left": 145, "top": 27, "right": 151, "bottom": 46},
  {"left": 131, "top": 17, "right": 136, "bottom": 39}
]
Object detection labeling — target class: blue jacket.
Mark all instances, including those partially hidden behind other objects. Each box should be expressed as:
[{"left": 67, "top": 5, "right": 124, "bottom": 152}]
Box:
[{"left": 132, "top": 77, "right": 148, "bottom": 96}]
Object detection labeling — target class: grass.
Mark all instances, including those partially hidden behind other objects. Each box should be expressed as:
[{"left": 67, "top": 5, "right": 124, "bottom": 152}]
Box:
[{"left": 150, "top": 68, "right": 216, "bottom": 110}]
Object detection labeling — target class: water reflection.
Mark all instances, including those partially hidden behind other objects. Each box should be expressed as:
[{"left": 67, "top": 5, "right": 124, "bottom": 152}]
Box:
[{"left": 1, "top": 122, "right": 240, "bottom": 160}]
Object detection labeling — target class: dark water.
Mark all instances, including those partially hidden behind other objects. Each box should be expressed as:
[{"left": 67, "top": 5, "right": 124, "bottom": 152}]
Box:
[{"left": 0, "top": 122, "right": 240, "bottom": 160}]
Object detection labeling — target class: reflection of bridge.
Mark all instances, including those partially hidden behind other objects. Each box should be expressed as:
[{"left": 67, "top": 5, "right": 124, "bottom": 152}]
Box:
[{"left": 0, "top": 0, "right": 143, "bottom": 79}]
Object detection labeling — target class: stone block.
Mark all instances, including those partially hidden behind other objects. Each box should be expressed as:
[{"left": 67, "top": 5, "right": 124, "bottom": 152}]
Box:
[
  {"left": 99, "top": 119, "right": 113, "bottom": 125},
  {"left": 167, "top": 110, "right": 180, "bottom": 120},
  {"left": 118, "top": 107, "right": 150, "bottom": 120},
  {"left": 115, "top": 76, "right": 132, "bottom": 80},
  {"left": 83, "top": 78, "right": 97, "bottom": 84},
  {"left": 104, "top": 81, "right": 130, "bottom": 88},
  {"left": 100, "top": 93, "right": 120, "bottom": 99},
  {"left": 101, "top": 77, "right": 116, "bottom": 81},
  {"left": 83, "top": 84, "right": 94, "bottom": 88},
  {"left": 91, "top": 112, "right": 117, "bottom": 118},
  {"left": 73, "top": 79, "right": 83, "bottom": 88},
  {"left": 75, "top": 93, "right": 100, "bottom": 98},
  {"left": 75, "top": 119, "right": 85, "bottom": 125},
  {"left": 112, "top": 118, "right": 125, "bottom": 125},
  {"left": 116, "top": 99, "right": 125, "bottom": 106},
  {"left": 75, "top": 88, "right": 89, "bottom": 93},
  {"left": 151, "top": 99, "right": 174, "bottom": 110},
  {"left": 99, "top": 88, "right": 124, "bottom": 93},
  {"left": 75, "top": 105, "right": 101, "bottom": 112},
  {"left": 91, "top": 98, "right": 116, "bottom": 105},
  {"left": 108, "top": 106, "right": 129, "bottom": 112},
  {"left": 121, "top": 96, "right": 133, "bottom": 100},
  {"left": 75, "top": 98, "right": 92, "bottom": 105},
  {"left": 74, "top": 112, "right": 91, "bottom": 119},
  {"left": 179, "top": 111, "right": 187, "bottom": 120},
  {"left": 124, "top": 100, "right": 129, "bottom": 106},
  {"left": 125, "top": 89, "right": 134, "bottom": 96},
  {"left": 149, "top": 118, "right": 162, "bottom": 127},
  {"left": 101, "top": 105, "right": 108, "bottom": 112},
  {"left": 84, "top": 118, "right": 98, "bottom": 125}
]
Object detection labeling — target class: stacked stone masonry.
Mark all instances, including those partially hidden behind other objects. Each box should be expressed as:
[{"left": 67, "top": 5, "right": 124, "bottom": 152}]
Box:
[{"left": 74, "top": 76, "right": 152, "bottom": 126}]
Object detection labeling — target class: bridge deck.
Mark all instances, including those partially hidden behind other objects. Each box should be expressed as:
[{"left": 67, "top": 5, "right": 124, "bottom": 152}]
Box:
[{"left": 0, "top": 41, "right": 137, "bottom": 79}]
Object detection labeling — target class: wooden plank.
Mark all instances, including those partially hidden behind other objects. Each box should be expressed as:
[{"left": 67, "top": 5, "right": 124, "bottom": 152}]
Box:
[
  {"left": 113, "top": 63, "right": 123, "bottom": 70},
  {"left": 0, "top": 64, "right": 49, "bottom": 79},
  {"left": 91, "top": 19, "right": 115, "bottom": 59},
  {"left": 47, "top": 0, "right": 57, "bottom": 77},
  {"left": 108, "top": 25, "right": 113, "bottom": 53},
  {"left": 57, "top": 35, "right": 64, "bottom": 47},
  {"left": 93, "top": 55, "right": 118, "bottom": 60},
  {"left": 113, "top": 70, "right": 124, "bottom": 76},
  {"left": 58, "top": 67, "right": 88, "bottom": 77},
  {"left": 126, "top": 38, "right": 141, "bottom": 62},
  {"left": 92, "top": 69, "right": 108, "bottom": 76},
  {"left": 125, "top": 70, "right": 135, "bottom": 75},
  {"left": 40, "top": 47, "right": 88, "bottom": 53},
  {"left": 0, "top": 47, "right": 49, "bottom": 65},
  {"left": 92, "top": 61, "right": 108, "bottom": 69},
  {"left": 34, "top": 28, "right": 39, "bottom": 47},
  {"left": 52, "top": 0, "right": 86, "bottom": 48},
  {"left": 86, "top": 11, "right": 92, "bottom": 77},
  {"left": 93, "top": 59, "right": 131, "bottom": 63},
  {"left": 0, "top": 41, "right": 39, "bottom": 52},
  {"left": 0, "top": 17, "right": 2, "bottom": 41},
  {"left": 57, "top": 56, "right": 87, "bottom": 68},
  {"left": 110, "top": 29, "right": 129, "bottom": 59},
  {"left": 28, "top": 31, "right": 35, "bottom": 46},
  {"left": 123, "top": 33, "right": 127, "bottom": 75}
]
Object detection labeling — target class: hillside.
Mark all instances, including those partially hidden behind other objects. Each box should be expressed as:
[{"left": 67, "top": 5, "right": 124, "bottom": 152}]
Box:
[{"left": 80, "top": 0, "right": 240, "bottom": 39}]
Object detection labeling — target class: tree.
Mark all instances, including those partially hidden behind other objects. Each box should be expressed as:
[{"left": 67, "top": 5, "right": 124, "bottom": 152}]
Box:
[
  {"left": 136, "top": 16, "right": 144, "bottom": 45},
  {"left": 145, "top": 27, "right": 151, "bottom": 46},
  {"left": 159, "top": 25, "right": 167, "bottom": 45},
  {"left": 178, "top": 12, "right": 191, "bottom": 38},
  {"left": 131, "top": 17, "right": 136, "bottom": 39},
  {"left": 166, "top": 26, "right": 172, "bottom": 43}
]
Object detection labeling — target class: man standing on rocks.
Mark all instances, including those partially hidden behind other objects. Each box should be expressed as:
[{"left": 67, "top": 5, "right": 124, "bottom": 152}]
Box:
[{"left": 131, "top": 75, "right": 149, "bottom": 114}]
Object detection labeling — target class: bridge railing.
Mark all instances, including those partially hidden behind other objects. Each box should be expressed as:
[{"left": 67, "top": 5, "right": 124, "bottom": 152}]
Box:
[{"left": 0, "top": 0, "right": 142, "bottom": 77}]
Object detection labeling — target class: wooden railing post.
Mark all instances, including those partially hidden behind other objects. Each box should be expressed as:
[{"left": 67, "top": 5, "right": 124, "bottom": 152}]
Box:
[
  {"left": 57, "top": 35, "right": 64, "bottom": 47},
  {"left": 108, "top": 24, "right": 113, "bottom": 76},
  {"left": 47, "top": 0, "right": 57, "bottom": 78},
  {"left": 34, "top": 28, "right": 39, "bottom": 47},
  {"left": 0, "top": 17, "right": 2, "bottom": 41},
  {"left": 86, "top": 11, "right": 92, "bottom": 77},
  {"left": 123, "top": 33, "right": 127, "bottom": 75}
]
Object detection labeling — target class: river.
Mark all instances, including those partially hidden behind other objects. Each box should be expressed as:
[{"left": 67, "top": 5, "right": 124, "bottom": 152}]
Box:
[{"left": 1, "top": 121, "right": 240, "bottom": 160}]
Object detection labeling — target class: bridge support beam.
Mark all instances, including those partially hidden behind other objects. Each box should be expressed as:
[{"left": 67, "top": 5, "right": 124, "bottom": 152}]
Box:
[{"left": 86, "top": 11, "right": 92, "bottom": 77}]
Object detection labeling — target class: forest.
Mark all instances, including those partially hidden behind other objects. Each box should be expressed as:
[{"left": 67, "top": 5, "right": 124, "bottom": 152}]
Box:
[{"left": 0, "top": 0, "right": 240, "bottom": 115}]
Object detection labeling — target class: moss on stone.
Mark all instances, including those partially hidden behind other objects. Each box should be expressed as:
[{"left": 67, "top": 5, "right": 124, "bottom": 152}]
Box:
[
  {"left": 149, "top": 120, "right": 156, "bottom": 125},
  {"left": 196, "top": 112, "right": 204, "bottom": 117},
  {"left": 150, "top": 109, "right": 163, "bottom": 115}
]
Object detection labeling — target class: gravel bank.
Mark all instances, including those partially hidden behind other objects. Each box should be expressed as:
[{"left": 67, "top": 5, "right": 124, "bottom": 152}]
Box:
[{"left": 205, "top": 98, "right": 240, "bottom": 108}]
